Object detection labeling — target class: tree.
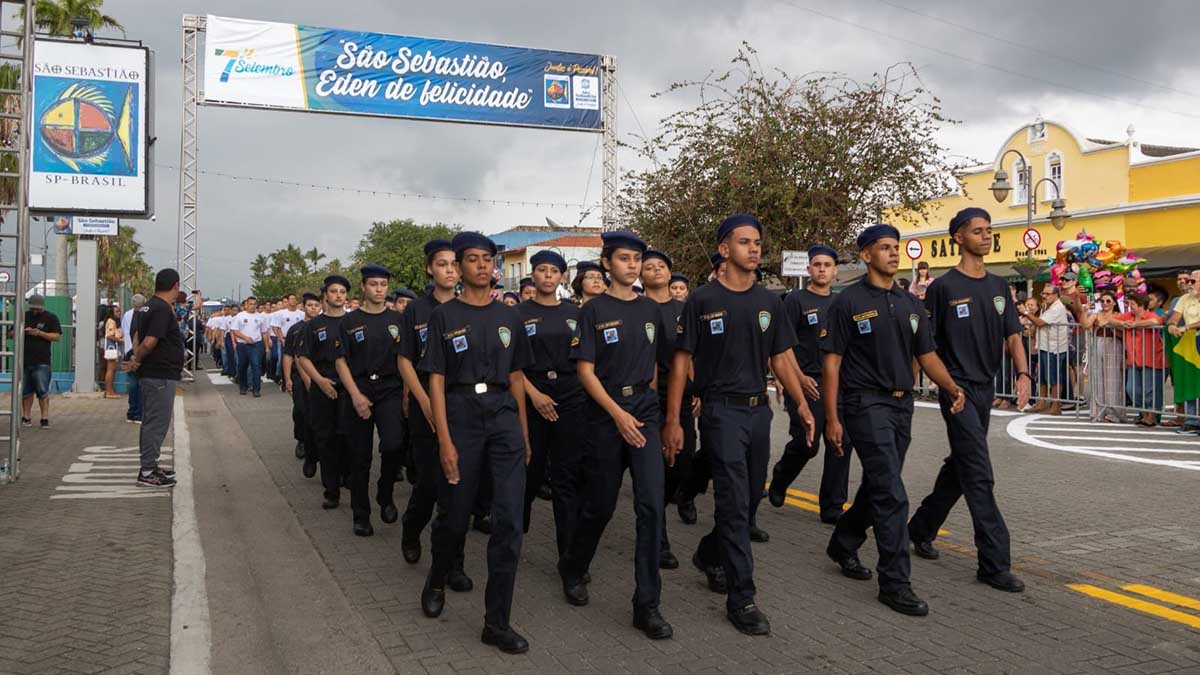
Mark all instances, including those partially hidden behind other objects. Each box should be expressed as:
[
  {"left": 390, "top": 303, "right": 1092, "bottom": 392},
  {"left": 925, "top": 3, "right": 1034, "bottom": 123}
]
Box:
[
  {"left": 353, "top": 219, "right": 459, "bottom": 293},
  {"left": 249, "top": 245, "right": 354, "bottom": 301},
  {"left": 621, "top": 45, "right": 963, "bottom": 284},
  {"left": 24, "top": 0, "right": 124, "bottom": 36}
]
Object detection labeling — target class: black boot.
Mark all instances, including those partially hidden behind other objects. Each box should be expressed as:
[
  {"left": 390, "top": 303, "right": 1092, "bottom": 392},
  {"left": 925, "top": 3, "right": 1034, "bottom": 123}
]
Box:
[
  {"left": 633, "top": 606, "right": 673, "bottom": 640},
  {"left": 481, "top": 625, "right": 529, "bottom": 654},
  {"left": 421, "top": 578, "right": 445, "bottom": 618}
]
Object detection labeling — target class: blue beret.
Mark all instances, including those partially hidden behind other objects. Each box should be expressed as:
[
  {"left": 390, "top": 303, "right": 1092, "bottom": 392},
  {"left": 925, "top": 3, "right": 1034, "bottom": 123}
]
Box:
[
  {"left": 301, "top": 292, "right": 320, "bottom": 303},
  {"left": 395, "top": 287, "right": 416, "bottom": 300},
  {"left": 600, "top": 230, "right": 647, "bottom": 253},
  {"left": 452, "top": 231, "right": 497, "bottom": 256},
  {"left": 710, "top": 252, "right": 726, "bottom": 270},
  {"left": 360, "top": 264, "right": 392, "bottom": 281},
  {"left": 716, "top": 214, "right": 762, "bottom": 244},
  {"left": 322, "top": 274, "right": 351, "bottom": 291},
  {"left": 423, "top": 283, "right": 433, "bottom": 294},
  {"left": 949, "top": 207, "right": 991, "bottom": 235},
  {"left": 385, "top": 294, "right": 396, "bottom": 303},
  {"left": 502, "top": 291, "right": 520, "bottom": 302},
  {"left": 855, "top": 224, "right": 901, "bottom": 250},
  {"left": 643, "top": 249, "right": 673, "bottom": 269},
  {"left": 423, "top": 239, "right": 453, "bottom": 258},
  {"left": 669, "top": 273, "right": 690, "bottom": 285},
  {"left": 519, "top": 277, "right": 534, "bottom": 288},
  {"left": 807, "top": 244, "right": 839, "bottom": 262},
  {"left": 576, "top": 260, "right": 603, "bottom": 275},
  {"left": 530, "top": 250, "right": 567, "bottom": 272}
]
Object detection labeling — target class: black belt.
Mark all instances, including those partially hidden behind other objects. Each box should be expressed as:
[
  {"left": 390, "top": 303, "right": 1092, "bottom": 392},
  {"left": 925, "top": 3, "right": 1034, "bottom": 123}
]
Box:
[
  {"left": 722, "top": 393, "right": 770, "bottom": 408},
  {"left": 527, "top": 369, "right": 575, "bottom": 382},
  {"left": 605, "top": 382, "right": 650, "bottom": 399},
  {"left": 845, "top": 388, "right": 910, "bottom": 399},
  {"left": 448, "top": 382, "right": 509, "bottom": 395}
]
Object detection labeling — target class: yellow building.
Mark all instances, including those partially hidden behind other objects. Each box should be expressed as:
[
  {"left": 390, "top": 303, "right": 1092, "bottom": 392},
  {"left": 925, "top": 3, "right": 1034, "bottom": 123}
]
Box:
[{"left": 892, "top": 119, "right": 1200, "bottom": 279}]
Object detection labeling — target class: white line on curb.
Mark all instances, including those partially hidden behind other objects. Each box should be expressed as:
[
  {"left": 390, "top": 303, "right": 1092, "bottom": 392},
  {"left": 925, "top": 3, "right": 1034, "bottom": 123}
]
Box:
[
  {"left": 170, "top": 392, "right": 212, "bottom": 675},
  {"left": 1006, "top": 414, "right": 1200, "bottom": 471}
]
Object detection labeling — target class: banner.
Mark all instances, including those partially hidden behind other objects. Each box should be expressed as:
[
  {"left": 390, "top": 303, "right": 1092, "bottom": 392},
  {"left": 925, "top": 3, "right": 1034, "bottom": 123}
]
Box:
[
  {"left": 203, "top": 15, "right": 604, "bottom": 132},
  {"left": 51, "top": 214, "right": 118, "bottom": 236},
  {"left": 30, "top": 40, "right": 150, "bottom": 215}
]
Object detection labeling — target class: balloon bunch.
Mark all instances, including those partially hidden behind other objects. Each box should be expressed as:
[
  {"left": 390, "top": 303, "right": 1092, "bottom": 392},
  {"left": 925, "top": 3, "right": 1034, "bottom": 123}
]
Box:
[{"left": 1049, "top": 230, "right": 1147, "bottom": 293}]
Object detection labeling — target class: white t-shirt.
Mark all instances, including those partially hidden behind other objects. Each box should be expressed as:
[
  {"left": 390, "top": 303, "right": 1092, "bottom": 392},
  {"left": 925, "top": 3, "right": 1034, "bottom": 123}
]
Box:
[
  {"left": 1037, "top": 300, "right": 1071, "bottom": 354},
  {"left": 233, "top": 311, "right": 265, "bottom": 343},
  {"left": 271, "top": 309, "right": 305, "bottom": 338},
  {"left": 121, "top": 308, "right": 136, "bottom": 353}
]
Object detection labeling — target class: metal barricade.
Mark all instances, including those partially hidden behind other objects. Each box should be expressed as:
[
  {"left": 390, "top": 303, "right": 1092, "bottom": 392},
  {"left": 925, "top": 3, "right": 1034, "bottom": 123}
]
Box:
[{"left": 994, "top": 320, "right": 1087, "bottom": 416}]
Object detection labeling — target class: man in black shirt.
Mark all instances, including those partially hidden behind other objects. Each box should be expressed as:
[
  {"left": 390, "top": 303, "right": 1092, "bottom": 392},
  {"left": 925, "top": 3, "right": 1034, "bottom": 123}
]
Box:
[
  {"left": 21, "top": 294, "right": 62, "bottom": 428},
  {"left": 821, "top": 224, "right": 964, "bottom": 617},
  {"left": 907, "top": 208, "right": 1031, "bottom": 593},
  {"left": 664, "top": 214, "right": 815, "bottom": 637},
  {"left": 126, "top": 269, "right": 186, "bottom": 489},
  {"left": 418, "top": 232, "right": 534, "bottom": 655},
  {"left": 767, "top": 245, "right": 851, "bottom": 524},
  {"left": 298, "top": 275, "right": 352, "bottom": 511},
  {"left": 283, "top": 293, "right": 321, "bottom": 475},
  {"left": 334, "top": 265, "right": 406, "bottom": 537},
  {"left": 558, "top": 231, "right": 673, "bottom": 641}
]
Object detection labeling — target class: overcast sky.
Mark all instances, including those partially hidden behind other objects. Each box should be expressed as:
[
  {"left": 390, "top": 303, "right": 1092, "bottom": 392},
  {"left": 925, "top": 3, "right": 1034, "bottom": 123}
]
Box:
[{"left": 86, "top": 0, "right": 1200, "bottom": 298}]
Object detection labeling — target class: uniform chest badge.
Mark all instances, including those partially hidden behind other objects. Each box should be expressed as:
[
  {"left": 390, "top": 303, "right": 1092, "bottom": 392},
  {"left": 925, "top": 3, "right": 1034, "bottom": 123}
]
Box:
[
  {"left": 758, "top": 311, "right": 771, "bottom": 332},
  {"left": 498, "top": 326, "right": 512, "bottom": 348},
  {"left": 418, "top": 326, "right": 428, "bottom": 343},
  {"left": 566, "top": 319, "right": 577, "bottom": 332},
  {"left": 453, "top": 335, "right": 469, "bottom": 353},
  {"left": 993, "top": 296, "right": 1005, "bottom": 314},
  {"left": 956, "top": 303, "right": 970, "bottom": 319},
  {"left": 806, "top": 312, "right": 819, "bottom": 325},
  {"left": 910, "top": 314, "right": 920, "bottom": 333},
  {"left": 317, "top": 329, "right": 327, "bottom": 342},
  {"left": 354, "top": 330, "right": 366, "bottom": 343},
  {"left": 603, "top": 327, "right": 619, "bottom": 344},
  {"left": 388, "top": 324, "right": 400, "bottom": 340},
  {"left": 525, "top": 322, "right": 537, "bottom": 336},
  {"left": 709, "top": 317, "right": 724, "bottom": 334},
  {"left": 645, "top": 322, "right": 656, "bottom": 343},
  {"left": 856, "top": 319, "right": 872, "bottom": 335}
]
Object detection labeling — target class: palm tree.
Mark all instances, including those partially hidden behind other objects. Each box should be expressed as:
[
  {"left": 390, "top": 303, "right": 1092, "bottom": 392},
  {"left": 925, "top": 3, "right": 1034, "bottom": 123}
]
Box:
[{"left": 22, "top": 0, "right": 124, "bottom": 37}]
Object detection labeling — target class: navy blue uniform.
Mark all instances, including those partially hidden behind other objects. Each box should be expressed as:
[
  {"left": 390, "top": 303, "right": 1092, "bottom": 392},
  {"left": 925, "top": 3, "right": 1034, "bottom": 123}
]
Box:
[
  {"left": 283, "top": 320, "right": 311, "bottom": 455},
  {"left": 401, "top": 293, "right": 448, "bottom": 549},
  {"left": 822, "top": 278, "right": 935, "bottom": 593},
  {"left": 562, "top": 293, "right": 669, "bottom": 611},
  {"left": 654, "top": 298, "right": 695, "bottom": 555},
  {"left": 769, "top": 289, "right": 851, "bottom": 522},
  {"left": 302, "top": 313, "right": 349, "bottom": 502},
  {"left": 337, "top": 308, "right": 406, "bottom": 525},
  {"left": 908, "top": 269, "right": 1022, "bottom": 575},
  {"left": 517, "top": 300, "right": 585, "bottom": 557},
  {"left": 420, "top": 298, "right": 533, "bottom": 630},
  {"left": 677, "top": 281, "right": 795, "bottom": 611}
]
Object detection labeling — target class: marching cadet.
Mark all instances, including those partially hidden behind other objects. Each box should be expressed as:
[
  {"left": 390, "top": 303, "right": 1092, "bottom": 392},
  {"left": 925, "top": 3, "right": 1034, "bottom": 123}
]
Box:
[
  {"left": 298, "top": 275, "right": 351, "bottom": 513},
  {"left": 517, "top": 250, "right": 585, "bottom": 557},
  {"left": 821, "top": 223, "right": 965, "bottom": 617},
  {"left": 559, "top": 231, "right": 674, "bottom": 641},
  {"left": 572, "top": 260, "right": 606, "bottom": 304},
  {"left": 664, "top": 214, "right": 815, "bottom": 637},
  {"left": 399, "top": 240, "right": 473, "bottom": 594},
  {"left": 907, "top": 208, "right": 1029, "bottom": 593},
  {"left": 639, "top": 248, "right": 692, "bottom": 570},
  {"left": 768, "top": 245, "right": 851, "bottom": 524},
  {"left": 668, "top": 273, "right": 690, "bottom": 302},
  {"left": 283, "top": 292, "right": 322, "bottom": 474},
  {"left": 385, "top": 293, "right": 397, "bottom": 311},
  {"left": 502, "top": 291, "right": 520, "bottom": 307},
  {"left": 334, "top": 265, "right": 405, "bottom": 537},
  {"left": 519, "top": 277, "right": 536, "bottom": 302},
  {"left": 395, "top": 287, "right": 416, "bottom": 313},
  {"left": 418, "top": 232, "right": 534, "bottom": 655}
]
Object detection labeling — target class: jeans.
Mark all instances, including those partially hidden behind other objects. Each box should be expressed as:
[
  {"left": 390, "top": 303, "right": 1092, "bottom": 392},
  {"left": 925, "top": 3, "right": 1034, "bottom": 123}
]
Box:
[
  {"left": 236, "top": 342, "right": 264, "bottom": 393},
  {"left": 139, "top": 377, "right": 176, "bottom": 471},
  {"left": 126, "top": 371, "right": 143, "bottom": 420},
  {"left": 1125, "top": 367, "right": 1164, "bottom": 415}
]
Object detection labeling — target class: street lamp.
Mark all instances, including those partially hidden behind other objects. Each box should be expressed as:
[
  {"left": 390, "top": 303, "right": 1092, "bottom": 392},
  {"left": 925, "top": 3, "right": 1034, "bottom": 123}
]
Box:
[{"left": 991, "top": 148, "right": 1070, "bottom": 295}]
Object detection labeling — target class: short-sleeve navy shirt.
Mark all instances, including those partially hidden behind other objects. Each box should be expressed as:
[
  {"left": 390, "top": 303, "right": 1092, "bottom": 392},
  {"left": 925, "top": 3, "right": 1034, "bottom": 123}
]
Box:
[
  {"left": 337, "top": 308, "right": 406, "bottom": 393},
  {"left": 420, "top": 299, "right": 533, "bottom": 385},
  {"left": 676, "top": 282, "right": 796, "bottom": 398},
  {"left": 821, "top": 278, "right": 935, "bottom": 392},
  {"left": 925, "top": 269, "right": 1022, "bottom": 384},
  {"left": 782, "top": 289, "right": 835, "bottom": 377},
  {"left": 571, "top": 293, "right": 668, "bottom": 387},
  {"left": 302, "top": 313, "right": 346, "bottom": 380},
  {"left": 517, "top": 300, "right": 580, "bottom": 375}
]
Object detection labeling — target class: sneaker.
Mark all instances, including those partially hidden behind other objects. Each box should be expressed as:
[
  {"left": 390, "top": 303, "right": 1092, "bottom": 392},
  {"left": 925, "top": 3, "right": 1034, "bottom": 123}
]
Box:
[
  {"left": 1175, "top": 427, "right": 1199, "bottom": 435},
  {"left": 155, "top": 466, "right": 177, "bottom": 481},
  {"left": 39, "top": 419, "right": 49, "bottom": 429},
  {"left": 137, "top": 470, "right": 177, "bottom": 489},
  {"left": 20, "top": 417, "right": 31, "bottom": 427}
]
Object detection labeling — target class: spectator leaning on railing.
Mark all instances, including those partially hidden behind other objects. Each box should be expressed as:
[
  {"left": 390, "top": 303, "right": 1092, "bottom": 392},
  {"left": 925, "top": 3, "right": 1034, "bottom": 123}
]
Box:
[
  {"left": 1116, "top": 293, "right": 1165, "bottom": 427},
  {"left": 1021, "top": 285, "right": 1070, "bottom": 415},
  {"left": 1164, "top": 269, "right": 1200, "bottom": 433},
  {"left": 1084, "top": 290, "right": 1125, "bottom": 424}
]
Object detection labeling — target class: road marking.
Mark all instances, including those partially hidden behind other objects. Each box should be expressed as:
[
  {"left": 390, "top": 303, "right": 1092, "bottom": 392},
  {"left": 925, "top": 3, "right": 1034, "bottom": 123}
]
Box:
[
  {"left": 1031, "top": 436, "right": 1200, "bottom": 448},
  {"left": 51, "top": 446, "right": 173, "bottom": 499},
  {"left": 1007, "top": 415, "right": 1200, "bottom": 471},
  {"left": 1067, "top": 584, "right": 1200, "bottom": 630},
  {"left": 780, "top": 487, "right": 948, "bottom": 536},
  {"left": 915, "top": 400, "right": 1022, "bottom": 416},
  {"left": 170, "top": 393, "right": 212, "bottom": 675},
  {"left": 1122, "top": 584, "right": 1200, "bottom": 612},
  {"left": 207, "top": 376, "right": 233, "bottom": 386},
  {"left": 1026, "top": 425, "right": 1200, "bottom": 438}
]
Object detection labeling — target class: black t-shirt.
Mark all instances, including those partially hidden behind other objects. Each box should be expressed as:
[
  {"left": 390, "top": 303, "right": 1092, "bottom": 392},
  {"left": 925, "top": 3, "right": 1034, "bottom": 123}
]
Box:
[
  {"left": 925, "top": 268, "right": 1022, "bottom": 384},
  {"left": 653, "top": 298, "right": 685, "bottom": 383},
  {"left": 337, "top": 309, "right": 406, "bottom": 396},
  {"left": 571, "top": 293, "right": 668, "bottom": 387},
  {"left": 301, "top": 313, "right": 346, "bottom": 380},
  {"left": 821, "top": 278, "right": 935, "bottom": 393},
  {"left": 138, "top": 297, "right": 184, "bottom": 380},
  {"left": 24, "top": 309, "right": 62, "bottom": 367},
  {"left": 401, "top": 292, "right": 444, "bottom": 393},
  {"left": 420, "top": 298, "right": 533, "bottom": 385},
  {"left": 783, "top": 289, "right": 835, "bottom": 376},
  {"left": 283, "top": 319, "right": 308, "bottom": 377},
  {"left": 517, "top": 300, "right": 580, "bottom": 374},
  {"left": 676, "top": 282, "right": 796, "bottom": 398}
]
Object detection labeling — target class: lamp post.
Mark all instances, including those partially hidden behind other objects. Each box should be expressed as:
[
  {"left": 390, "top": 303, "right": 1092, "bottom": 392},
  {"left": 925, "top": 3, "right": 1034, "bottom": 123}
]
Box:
[{"left": 990, "top": 149, "right": 1070, "bottom": 297}]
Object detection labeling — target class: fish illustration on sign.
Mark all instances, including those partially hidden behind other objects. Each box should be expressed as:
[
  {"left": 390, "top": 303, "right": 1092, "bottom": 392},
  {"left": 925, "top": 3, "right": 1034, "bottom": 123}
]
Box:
[{"left": 38, "top": 82, "right": 134, "bottom": 173}]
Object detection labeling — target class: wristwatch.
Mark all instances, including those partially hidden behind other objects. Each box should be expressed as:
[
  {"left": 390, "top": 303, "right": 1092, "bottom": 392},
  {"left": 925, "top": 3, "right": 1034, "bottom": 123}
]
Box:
[{"left": 1016, "top": 371, "right": 1033, "bottom": 381}]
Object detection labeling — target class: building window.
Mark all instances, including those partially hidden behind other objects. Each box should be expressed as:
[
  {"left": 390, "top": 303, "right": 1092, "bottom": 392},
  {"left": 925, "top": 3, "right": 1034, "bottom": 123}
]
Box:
[
  {"left": 1045, "top": 151, "right": 1064, "bottom": 200},
  {"left": 1012, "top": 159, "right": 1029, "bottom": 206}
]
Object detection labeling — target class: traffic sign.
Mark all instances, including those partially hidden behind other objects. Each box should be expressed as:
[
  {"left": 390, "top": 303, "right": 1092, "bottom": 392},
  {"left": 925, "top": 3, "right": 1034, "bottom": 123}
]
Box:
[
  {"left": 1023, "top": 227, "right": 1042, "bottom": 251},
  {"left": 781, "top": 250, "right": 810, "bottom": 277},
  {"left": 905, "top": 239, "right": 923, "bottom": 260},
  {"left": 0, "top": 271, "right": 9, "bottom": 283}
]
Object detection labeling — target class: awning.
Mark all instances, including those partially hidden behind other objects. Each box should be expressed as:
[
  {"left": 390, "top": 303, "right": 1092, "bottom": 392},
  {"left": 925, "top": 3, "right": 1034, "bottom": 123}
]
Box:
[
  {"left": 833, "top": 261, "right": 1021, "bottom": 288},
  {"left": 1129, "top": 242, "right": 1200, "bottom": 276}
]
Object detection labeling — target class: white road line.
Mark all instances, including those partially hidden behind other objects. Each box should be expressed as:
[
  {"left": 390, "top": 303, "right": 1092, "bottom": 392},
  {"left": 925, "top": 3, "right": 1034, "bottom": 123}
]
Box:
[
  {"left": 207, "top": 377, "right": 233, "bottom": 386},
  {"left": 1006, "top": 414, "right": 1200, "bottom": 471},
  {"left": 170, "top": 393, "right": 211, "bottom": 675},
  {"left": 1044, "top": 446, "right": 1200, "bottom": 455},
  {"left": 1025, "top": 425, "right": 1197, "bottom": 437},
  {"left": 1033, "top": 435, "right": 1200, "bottom": 446},
  {"left": 914, "top": 400, "right": 1023, "bottom": 416}
]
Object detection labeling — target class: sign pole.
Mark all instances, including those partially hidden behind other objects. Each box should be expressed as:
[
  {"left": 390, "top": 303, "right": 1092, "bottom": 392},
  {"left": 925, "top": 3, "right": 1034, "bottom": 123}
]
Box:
[
  {"left": 601, "top": 55, "right": 617, "bottom": 232},
  {"left": 74, "top": 238, "right": 98, "bottom": 393},
  {"left": 177, "top": 14, "right": 203, "bottom": 383}
]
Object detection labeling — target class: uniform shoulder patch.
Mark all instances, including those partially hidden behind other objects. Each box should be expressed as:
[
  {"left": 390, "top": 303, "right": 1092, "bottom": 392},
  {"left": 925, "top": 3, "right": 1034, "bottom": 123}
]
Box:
[
  {"left": 909, "top": 313, "right": 920, "bottom": 334},
  {"left": 758, "top": 310, "right": 771, "bottom": 332},
  {"left": 993, "top": 296, "right": 1006, "bottom": 314},
  {"left": 645, "top": 322, "right": 656, "bottom": 343},
  {"left": 498, "top": 326, "right": 512, "bottom": 348}
]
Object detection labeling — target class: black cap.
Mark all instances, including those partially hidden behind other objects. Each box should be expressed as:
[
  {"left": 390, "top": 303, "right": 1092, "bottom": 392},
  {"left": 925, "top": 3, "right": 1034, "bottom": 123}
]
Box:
[
  {"left": 856, "top": 224, "right": 901, "bottom": 250},
  {"left": 301, "top": 292, "right": 320, "bottom": 303},
  {"left": 502, "top": 291, "right": 520, "bottom": 302},
  {"left": 949, "top": 207, "right": 991, "bottom": 236},
  {"left": 576, "top": 260, "right": 604, "bottom": 277},
  {"left": 716, "top": 214, "right": 762, "bottom": 243},
  {"left": 530, "top": 250, "right": 567, "bottom": 273},
  {"left": 385, "top": 294, "right": 397, "bottom": 303},
  {"left": 710, "top": 252, "right": 726, "bottom": 270},
  {"left": 600, "top": 230, "right": 647, "bottom": 254},
  {"left": 423, "top": 239, "right": 453, "bottom": 259},
  {"left": 643, "top": 249, "right": 673, "bottom": 269},
  {"left": 519, "top": 277, "right": 534, "bottom": 288},
  {"left": 452, "top": 231, "right": 497, "bottom": 256},
  {"left": 807, "top": 245, "right": 838, "bottom": 262},
  {"left": 322, "top": 274, "right": 351, "bottom": 292},
  {"left": 669, "top": 273, "right": 690, "bottom": 285},
  {"left": 395, "top": 287, "right": 417, "bottom": 300},
  {"left": 359, "top": 264, "right": 392, "bottom": 281}
]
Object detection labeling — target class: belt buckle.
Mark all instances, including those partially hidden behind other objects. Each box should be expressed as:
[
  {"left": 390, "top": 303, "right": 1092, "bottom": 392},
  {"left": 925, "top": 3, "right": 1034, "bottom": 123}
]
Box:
[
  {"left": 621, "top": 385, "right": 633, "bottom": 397},
  {"left": 892, "top": 390, "right": 904, "bottom": 398},
  {"left": 748, "top": 395, "right": 761, "bottom": 407},
  {"left": 474, "top": 383, "right": 487, "bottom": 394},
  {"left": 369, "top": 374, "right": 379, "bottom": 381},
  {"left": 547, "top": 370, "right": 557, "bottom": 380}
]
